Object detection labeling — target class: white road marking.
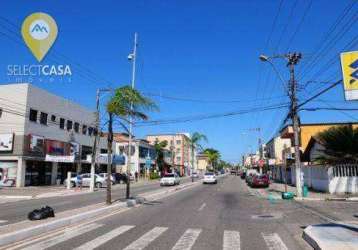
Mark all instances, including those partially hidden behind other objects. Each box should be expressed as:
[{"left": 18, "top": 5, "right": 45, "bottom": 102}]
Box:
[
  {"left": 123, "top": 226, "right": 168, "bottom": 250},
  {"left": 223, "top": 230, "right": 240, "bottom": 250},
  {"left": 198, "top": 203, "right": 206, "bottom": 211},
  {"left": 0, "top": 220, "right": 8, "bottom": 224},
  {"left": 74, "top": 225, "right": 135, "bottom": 250},
  {"left": 22, "top": 223, "right": 102, "bottom": 250},
  {"left": 262, "top": 233, "right": 288, "bottom": 250},
  {"left": 172, "top": 228, "right": 201, "bottom": 250}
]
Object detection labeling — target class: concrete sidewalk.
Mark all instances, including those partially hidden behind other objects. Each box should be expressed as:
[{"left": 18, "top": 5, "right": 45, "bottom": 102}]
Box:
[
  {"left": 303, "top": 222, "right": 358, "bottom": 250},
  {"left": 260, "top": 181, "right": 358, "bottom": 201}
]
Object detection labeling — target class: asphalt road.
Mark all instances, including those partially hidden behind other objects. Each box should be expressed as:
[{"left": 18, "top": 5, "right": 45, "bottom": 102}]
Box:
[
  {"left": 8, "top": 175, "right": 336, "bottom": 250},
  {"left": 0, "top": 177, "right": 193, "bottom": 225}
]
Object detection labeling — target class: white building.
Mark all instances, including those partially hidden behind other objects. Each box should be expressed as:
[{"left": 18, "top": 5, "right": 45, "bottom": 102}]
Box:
[{"left": 0, "top": 83, "right": 107, "bottom": 187}]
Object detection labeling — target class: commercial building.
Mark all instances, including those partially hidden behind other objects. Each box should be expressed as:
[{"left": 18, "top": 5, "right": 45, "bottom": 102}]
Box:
[
  {"left": 0, "top": 83, "right": 107, "bottom": 187},
  {"left": 196, "top": 152, "right": 209, "bottom": 174},
  {"left": 146, "top": 133, "right": 192, "bottom": 176}
]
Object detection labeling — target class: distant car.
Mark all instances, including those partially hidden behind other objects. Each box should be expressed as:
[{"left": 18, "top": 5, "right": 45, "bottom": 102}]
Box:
[
  {"left": 230, "top": 169, "right": 237, "bottom": 175},
  {"left": 191, "top": 172, "right": 199, "bottom": 178},
  {"left": 160, "top": 173, "right": 180, "bottom": 186},
  {"left": 98, "top": 173, "right": 116, "bottom": 185},
  {"left": 250, "top": 174, "right": 270, "bottom": 188},
  {"left": 203, "top": 172, "right": 217, "bottom": 184},
  {"left": 245, "top": 173, "right": 255, "bottom": 186},
  {"left": 220, "top": 169, "right": 225, "bottom": 175}
]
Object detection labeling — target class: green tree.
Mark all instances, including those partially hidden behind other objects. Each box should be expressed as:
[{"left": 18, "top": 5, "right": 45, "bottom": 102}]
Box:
[
  {"left": 188, "top": 132, "right": 208, "bottom": 172},
  {"left": 154, "top": 139, "right": 168, "bottom": 174},
  {"left": 316, "top": 125, "right": 358, "bottom": 164},
  {"left": 203, "top": 148, "right": 221, "bottom": 171},
  {"left": 106, "top": 85, "right": 157, "bottom": 204}
]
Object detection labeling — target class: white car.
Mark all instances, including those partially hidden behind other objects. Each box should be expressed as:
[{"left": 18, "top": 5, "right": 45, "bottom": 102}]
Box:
[
  {"left": 64, "top": 173, "right": 109, "bottom": 188},
  {"left": 160, "top": 173, "right": 180, "bottom": 186},
  {"left": 98, "top": 173, "right": 116, "bottom": 185},
  {"left": 191, "top": 172, "right": 199, "bottom": 178},
  {"left": 203, "top": 172, "right": 217, "bottom": 184}
]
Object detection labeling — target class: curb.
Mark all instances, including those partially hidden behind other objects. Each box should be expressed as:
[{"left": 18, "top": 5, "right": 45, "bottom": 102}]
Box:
[{"left": 0, "top": 195, "right": 33, "bottom": 199}]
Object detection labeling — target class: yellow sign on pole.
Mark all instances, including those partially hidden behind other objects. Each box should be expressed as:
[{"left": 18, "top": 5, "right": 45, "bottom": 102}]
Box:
[{"left": 340, "top": 51, "right": 358, "bottom": 100}]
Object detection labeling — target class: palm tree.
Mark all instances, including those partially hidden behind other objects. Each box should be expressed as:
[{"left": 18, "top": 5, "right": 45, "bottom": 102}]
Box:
[
  {"left": 106, "top": 85, "right": 157, "bottom": 204},
  {"left": 203, "top": 148, "right": 221, "bottom": 171},
  {"left": 316, "top": 125, "right": 358, "bottom": 164},
  {"left": 188, "top": 132, "right": 208, "bottom": 173},
  {"left": 154, "top": 139, "right": 168, "bottom": 175}
]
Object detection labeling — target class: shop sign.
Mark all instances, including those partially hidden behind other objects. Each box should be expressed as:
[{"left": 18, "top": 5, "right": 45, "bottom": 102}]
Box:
[
  {"left": 0, "top": 134, "right": 14, "bottom": 152},
  {"left": 45, "top": 154, "right": 75, "bottom": 163},
  {"left": 46, "top": 139, "right": 67, "bottom": 155},
  {"left": 341, "top": 51, "right": 358, "bottom": 100},
  {"left": 29, "top": 134, "right": 45, "bottom": 154},
  {"left": 70, "top": 141, "right": 80, "bottom": 159}
]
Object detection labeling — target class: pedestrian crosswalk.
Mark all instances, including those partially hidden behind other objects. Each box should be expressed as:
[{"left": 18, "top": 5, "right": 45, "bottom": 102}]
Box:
[{"left": 15, "top": 224, "right": 289, "bottom": 250}]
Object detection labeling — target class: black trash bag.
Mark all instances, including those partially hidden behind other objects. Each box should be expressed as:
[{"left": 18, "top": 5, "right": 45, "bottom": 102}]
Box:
[{"left": 28, "top": 206, "right": 55, "bottom": 220}]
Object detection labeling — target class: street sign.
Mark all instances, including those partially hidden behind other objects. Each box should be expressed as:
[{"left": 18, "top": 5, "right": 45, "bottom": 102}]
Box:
[{"left": 340, "top": 51, "right": 358, "bottom": 100}]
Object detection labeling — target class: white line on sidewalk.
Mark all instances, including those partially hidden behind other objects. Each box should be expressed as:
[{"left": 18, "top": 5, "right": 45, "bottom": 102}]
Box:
[
  {"left": 262, "top": 233, "right": 288, "bottom": 250},
  {"left": 74, "top": 225, "right": 135, "bottom": 250},
  {"left": 172, "top": 228, "right": 201, "bottom": 250},
  {"left": 21, "top": 223, "right": 102, "bottom": 250},
  {"left": 223, "top": 230, "right": 240, "bottom": 250},
  {"left": 123, "top": 227, "right": 168, "bottom": 250},
  {"left": 197, "top": 203, "right": 206, "bottom": 211}
]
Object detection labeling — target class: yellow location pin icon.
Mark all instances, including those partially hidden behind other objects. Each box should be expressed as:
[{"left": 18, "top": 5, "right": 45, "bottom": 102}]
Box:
[{"left": 21, "top": 12, "right": 58, "bottom": 62}]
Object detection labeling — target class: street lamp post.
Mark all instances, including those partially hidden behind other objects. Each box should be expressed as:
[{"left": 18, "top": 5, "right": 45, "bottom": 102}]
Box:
[{"left": 259, "top": 53, "right": 303, "bottom": 197}]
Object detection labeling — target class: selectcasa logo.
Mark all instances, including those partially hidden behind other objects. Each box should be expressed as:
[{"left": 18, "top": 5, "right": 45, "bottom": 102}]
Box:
[{"left": 7, "top": 12, "right": 72, "bottom": 82}]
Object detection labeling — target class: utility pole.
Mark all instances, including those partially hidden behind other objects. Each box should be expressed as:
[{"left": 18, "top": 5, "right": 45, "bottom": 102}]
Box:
[
  {"left": 259, "top": 52, "right": 302, "bottom": 197},
  {"left": 287, "top": 52, "right": 302, "bottom": 198},
  {"left": 90, "top": 89, "right": 100, "bottom": 192},
  {"left": 126, "top": 32, "right": 138, "bottom": 199}
]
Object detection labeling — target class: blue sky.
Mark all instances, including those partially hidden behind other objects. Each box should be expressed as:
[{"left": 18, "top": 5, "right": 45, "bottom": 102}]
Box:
[{"left": 0, "top": 0, "right": 357, "bottom": 163}]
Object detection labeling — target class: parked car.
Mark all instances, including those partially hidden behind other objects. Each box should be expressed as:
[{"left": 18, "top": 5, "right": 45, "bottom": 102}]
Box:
[
  {"left": 63, "top": 173, "right": 81, "bottom": 187},
  {"left": 250, "top": 174, "right": 270, "bottom": 188},
  {"left": 114, "top": 173, "right": 128, "bottom": 184},
  {"left": 245, "top": 173, "right": 255, "bottom": 186},
  {"left": 220, "top": 169, "right": 225, "bottom": 175},
  {"left": 191, "top": 172, "right": 199, "bottom": 178},
  {"left": 240, "top": 171, "right": 246, "bottom": 179},
  {"left": 203, "top": 172, "right": 217, "bottom": 184},
  {"left": 98, "top": 173, "right": 116, "bottom": 185},
  {"left": 160, "top": 173, "right": 180, "bottom": 186},
  {"left": 64, "top": 173, "right": 108, "bottom": 188}
]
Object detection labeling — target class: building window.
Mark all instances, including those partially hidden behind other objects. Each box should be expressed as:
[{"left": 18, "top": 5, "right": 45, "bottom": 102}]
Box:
[
  {"left": 29, "top": 109, "right": 38, "bottom": 122},
  {"left": 40, "top": 112, "right": 48, "bottom": 125},
  {"left": 74, "top": 122, "right": 80, "bottom": 133},
  {"left": 82, "top": 125, "right": 87, "bottom": 135},
  {"left": 88, "top": 127, "right": 94, "bottom": 136},
  {"left": 170, "top": 140, "right": 174, "bottom": 146},
  {"left": 51, "top": 115, "right": 56, "bottom": 122},
  {"left": 176, "top": 140, "right": 181, "bottom": 145},
  {"left": 100, "top": 149, "right": 107, "bottom": 153},
  {"left": 60, "top": 118, "right": 65, "bottom": 129},
  {"left": 0, "top": 108, "right": 2, "bottom": 118},
  {"left": 176, "top": 156, "right": 181, "bottom": 162},
  {"left": 67, "top": 120, "right": 73, "bottom": 131},
  {"left": 176, "top": 148, "right": 181, "bottom": 153}
]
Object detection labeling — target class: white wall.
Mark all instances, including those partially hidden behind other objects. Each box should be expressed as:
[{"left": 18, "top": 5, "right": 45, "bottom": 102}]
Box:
[{"left": 291, "top": 165, "right": 358, "bottom": 194}]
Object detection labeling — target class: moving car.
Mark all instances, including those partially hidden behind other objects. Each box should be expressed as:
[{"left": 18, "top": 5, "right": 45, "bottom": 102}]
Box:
[
  {"left": 250, "top": 174, "right": 270, "bottom": 188},
  {"left": 160, "top": 173, "right": 180, "bottom": 186},
  {"left": 203, "top": 172, "right": 217, "bottom": 184}
]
